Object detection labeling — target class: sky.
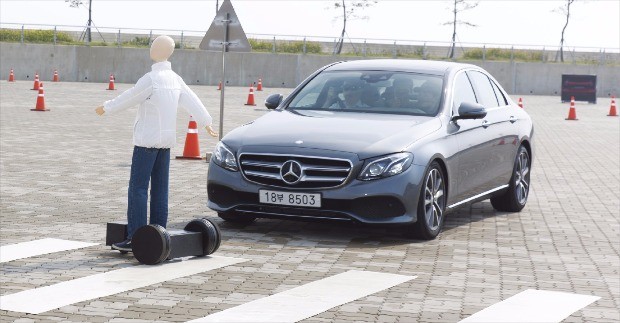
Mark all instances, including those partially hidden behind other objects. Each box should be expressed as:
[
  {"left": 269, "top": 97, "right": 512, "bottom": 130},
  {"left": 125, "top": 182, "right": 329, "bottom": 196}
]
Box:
[{"left": 1, "top": 0, "right": 619, "bottom": 51}]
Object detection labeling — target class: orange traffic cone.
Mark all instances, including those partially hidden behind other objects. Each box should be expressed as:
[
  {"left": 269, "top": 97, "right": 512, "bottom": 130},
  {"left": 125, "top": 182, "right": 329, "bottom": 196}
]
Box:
[
  {"left": 608, "top": 96, "right": 618, "bottom": 117},
  {"left": 8, "top": 69, "right": 15, "bottom": 82},
  {"left": 31, "top": 82, "right": 49, "bottom": 111},
  {"left": 217, "top": 81, "right": 222, "bottom": 90},
  {"left": 32, "top": 73, "right": 40, "bottom": 90},
  {"left": 518, "top": 97, "right": 523, "bottom": 108},
  {"left": 245, "top": 85, "right": 256, "bottom": 106},
  {"left": 566, "top": 96, "right": 578, "bottom": 120},
  {"left": 53, "top": 70, "right": 59, "bottom": 82},
  {"left": 257, "top": 78, "right": 263, "bottom": 91},
  {"left": 107, "top": 74, "right": 115, "bottom": 90},
  {"left": 176, "top": 116, "right": 203, "bottom": 160}
]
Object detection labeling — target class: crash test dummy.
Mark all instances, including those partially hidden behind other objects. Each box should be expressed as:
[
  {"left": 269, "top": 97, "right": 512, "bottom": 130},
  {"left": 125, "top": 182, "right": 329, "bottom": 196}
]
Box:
[{"left": 95, "top": 35, "right": 218, "bottom": 252}]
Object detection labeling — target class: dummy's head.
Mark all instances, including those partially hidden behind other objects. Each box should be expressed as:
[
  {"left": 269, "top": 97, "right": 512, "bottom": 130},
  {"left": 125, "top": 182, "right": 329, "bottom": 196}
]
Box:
[{"left": 150, "top": 35, "right": 175, "bottom": 62}]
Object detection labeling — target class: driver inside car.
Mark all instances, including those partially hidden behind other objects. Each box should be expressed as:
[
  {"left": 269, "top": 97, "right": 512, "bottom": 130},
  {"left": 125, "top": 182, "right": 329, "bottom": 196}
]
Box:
[
  {"left": 415, "top": 80, "right": 442, "bottom": 115},
  {"left": 383, "top": 77, "right": 415, "bottom": 109}
]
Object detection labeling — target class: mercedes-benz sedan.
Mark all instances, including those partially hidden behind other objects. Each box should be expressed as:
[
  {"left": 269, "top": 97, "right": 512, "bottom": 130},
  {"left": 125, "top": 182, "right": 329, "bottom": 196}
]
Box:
[{"left": 207, "top": 59, "right": 533, "bottom": 239}]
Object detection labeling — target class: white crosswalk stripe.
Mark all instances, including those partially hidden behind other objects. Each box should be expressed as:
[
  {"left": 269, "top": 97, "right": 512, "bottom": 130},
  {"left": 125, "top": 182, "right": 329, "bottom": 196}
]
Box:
[
  {"left": 459, "top": 289, "right": 601, "bottom": 323},
  {"left": 0, "top": 255, "right": 247, "bottom": 314},
  {"left": 0, "top": 238, "right": 99, "bottom": 263},
  {"left": 188, "top": 270, "right": 416, "bottom": 323},
  {"left": 0, "top": 240, "right": 602, "bottom": 323}
]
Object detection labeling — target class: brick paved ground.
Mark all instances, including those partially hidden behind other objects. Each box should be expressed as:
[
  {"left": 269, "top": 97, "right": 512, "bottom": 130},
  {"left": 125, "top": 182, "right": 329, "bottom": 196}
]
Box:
[{"left": 1, "top": 80, "right": 618, "bottom": 322}]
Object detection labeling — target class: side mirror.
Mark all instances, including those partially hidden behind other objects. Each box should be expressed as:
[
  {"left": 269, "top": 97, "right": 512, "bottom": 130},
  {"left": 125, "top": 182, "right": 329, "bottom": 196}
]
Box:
[
  {"left": 265, "top": 94, "right": 283, "bottom": 110},
  {"left": 452, "top": 102, "right": 487, "bottom": 122}
]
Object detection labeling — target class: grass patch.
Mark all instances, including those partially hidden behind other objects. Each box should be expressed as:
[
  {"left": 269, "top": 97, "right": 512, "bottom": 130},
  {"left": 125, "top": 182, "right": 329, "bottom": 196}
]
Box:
[
  {"left": 464, "top": 48, "right": 544, "bottom": 62},
  {"left": 249, "top": 38, "right": 322, "bottom": 54},
  {"left": 0, "top": 29, "right": 73, "bottom": 43}
]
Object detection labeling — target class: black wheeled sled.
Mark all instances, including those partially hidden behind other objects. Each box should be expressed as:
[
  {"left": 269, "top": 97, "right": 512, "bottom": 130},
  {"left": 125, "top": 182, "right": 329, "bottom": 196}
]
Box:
[{"left": 105, "top": 218, "right": 221, "bottom": 265}]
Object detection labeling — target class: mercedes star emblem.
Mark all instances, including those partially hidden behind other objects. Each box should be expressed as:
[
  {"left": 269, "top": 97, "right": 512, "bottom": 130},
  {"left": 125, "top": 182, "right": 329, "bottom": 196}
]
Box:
[{"left": 280, "top": 160, "right": 303, "bottom": 184}]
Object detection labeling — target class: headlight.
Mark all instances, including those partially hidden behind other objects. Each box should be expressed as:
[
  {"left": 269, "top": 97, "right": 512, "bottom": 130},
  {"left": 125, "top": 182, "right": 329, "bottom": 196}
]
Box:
[
  {"left": 212, "top": 141, "right": 238, "bottom": 171},
  {"left": 358, "top": 152, "right": 413, "bottom": 181}
]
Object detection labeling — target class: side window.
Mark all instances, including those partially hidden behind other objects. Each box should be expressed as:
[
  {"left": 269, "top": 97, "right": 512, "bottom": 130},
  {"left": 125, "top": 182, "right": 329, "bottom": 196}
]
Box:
[
  {"left": 468, "top": 71, "right": 499, "bottom": 108},
  {"left": 452, "top": 72, "right": 477, "bottom": 114},
  {"left": 490, "top": 79, "right": 508, "bottom": 106}
]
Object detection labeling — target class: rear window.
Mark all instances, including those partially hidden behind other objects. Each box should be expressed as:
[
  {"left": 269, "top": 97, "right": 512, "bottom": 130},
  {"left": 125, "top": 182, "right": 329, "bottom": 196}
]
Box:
[{"left": 288, "top": 71, "right": 444, "bottom": 117}]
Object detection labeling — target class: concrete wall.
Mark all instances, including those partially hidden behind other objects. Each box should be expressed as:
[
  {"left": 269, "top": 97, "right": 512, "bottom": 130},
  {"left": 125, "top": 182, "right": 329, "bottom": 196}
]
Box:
[{"left": 1, "top": 42, "right": 618, "bottom": 96}]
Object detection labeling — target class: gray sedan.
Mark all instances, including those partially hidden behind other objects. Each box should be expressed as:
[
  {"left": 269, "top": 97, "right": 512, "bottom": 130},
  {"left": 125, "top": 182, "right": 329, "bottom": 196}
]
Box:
[{"left": 207, "top": 59, "right": 533, "bottom": 239}]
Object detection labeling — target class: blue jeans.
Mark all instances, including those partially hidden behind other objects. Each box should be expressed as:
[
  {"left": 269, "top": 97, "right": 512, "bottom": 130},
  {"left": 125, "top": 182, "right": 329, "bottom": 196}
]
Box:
[{"left": 126, "top": 146, "right": 170, "bottom": 239}]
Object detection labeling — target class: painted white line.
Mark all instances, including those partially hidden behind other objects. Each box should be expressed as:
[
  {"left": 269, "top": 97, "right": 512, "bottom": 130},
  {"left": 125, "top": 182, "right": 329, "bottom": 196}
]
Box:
[
  {"left": 189, "top": 270, "right": 416, "bottom": 323},
  {"left": 0, "top": 238, "right": 99, "bottom": 263},
  {"left": 459, "top": 289, "right": 600, "bottom": 323},
  {"left": 0, "top": 255, "right": 247, "bottom": 314}
]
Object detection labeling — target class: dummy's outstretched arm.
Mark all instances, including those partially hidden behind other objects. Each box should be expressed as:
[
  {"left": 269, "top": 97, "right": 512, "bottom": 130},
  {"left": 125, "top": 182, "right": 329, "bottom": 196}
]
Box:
[
  {"left": 179, "top": 82, "right": 217, "bottom": 137},
  {"left": 95, "top": 75, "right": 152, "bottom": 116}
]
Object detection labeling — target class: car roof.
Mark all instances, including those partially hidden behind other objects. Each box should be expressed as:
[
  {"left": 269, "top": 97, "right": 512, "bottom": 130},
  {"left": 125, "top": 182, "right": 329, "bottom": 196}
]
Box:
[{"left": 323, "top": 59, "right": 478, "bottom": 76}]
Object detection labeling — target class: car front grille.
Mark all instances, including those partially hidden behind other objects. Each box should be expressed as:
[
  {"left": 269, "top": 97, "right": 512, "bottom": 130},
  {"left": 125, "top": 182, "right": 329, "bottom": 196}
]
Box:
[{"left": 239, "top": 153, "right": 353, "bottom": 189}]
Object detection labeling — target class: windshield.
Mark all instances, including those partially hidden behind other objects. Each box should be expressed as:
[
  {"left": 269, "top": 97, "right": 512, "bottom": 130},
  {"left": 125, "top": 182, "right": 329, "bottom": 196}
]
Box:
[{"left": 288, "top": 71, "right": 444, "bottom": 116}]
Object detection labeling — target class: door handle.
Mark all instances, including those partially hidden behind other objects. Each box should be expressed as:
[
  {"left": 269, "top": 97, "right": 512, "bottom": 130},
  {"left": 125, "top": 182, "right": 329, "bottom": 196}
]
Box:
[
  {"left": 509, "top": 116, "right": 516, "bottom": 123},
  {"left": 482, "top": 120, "right": 490, "bottom": 128}
]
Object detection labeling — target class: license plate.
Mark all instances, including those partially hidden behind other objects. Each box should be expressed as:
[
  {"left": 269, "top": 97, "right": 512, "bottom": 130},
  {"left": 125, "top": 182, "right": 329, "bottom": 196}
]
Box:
[{"left": 259, "top": 190, "right": 321, "bottom": 208}]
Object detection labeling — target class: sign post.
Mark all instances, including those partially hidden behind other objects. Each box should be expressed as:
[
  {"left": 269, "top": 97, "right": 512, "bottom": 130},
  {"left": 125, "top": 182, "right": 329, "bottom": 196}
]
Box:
[
  {"left": 199, "top": 0, "right": 251, "bottom": 141},
  {"left": 219, "top": 13, "right": 230, "bottom": 140}
]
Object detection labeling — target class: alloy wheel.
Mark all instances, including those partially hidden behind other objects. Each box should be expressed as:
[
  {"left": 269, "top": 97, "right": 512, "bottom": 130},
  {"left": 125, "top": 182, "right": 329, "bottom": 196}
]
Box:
[
  {"left": 514, "top": 150, "right": 530, "bottom": 205},
  {"left": 424, "top": 168, "right": 445, "bottom": 231}
]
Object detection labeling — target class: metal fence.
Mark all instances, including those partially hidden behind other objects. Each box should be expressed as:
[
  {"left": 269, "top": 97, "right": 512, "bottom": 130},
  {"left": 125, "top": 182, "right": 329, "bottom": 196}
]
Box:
[{"left": 1, "top": 22, "right": 618, "bottom": 65}]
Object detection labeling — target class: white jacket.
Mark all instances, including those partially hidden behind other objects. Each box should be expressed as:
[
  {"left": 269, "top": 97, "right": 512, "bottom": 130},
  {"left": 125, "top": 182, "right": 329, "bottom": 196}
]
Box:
[{"left": 103, "top": 61, "right": 212, "bottom": 148}]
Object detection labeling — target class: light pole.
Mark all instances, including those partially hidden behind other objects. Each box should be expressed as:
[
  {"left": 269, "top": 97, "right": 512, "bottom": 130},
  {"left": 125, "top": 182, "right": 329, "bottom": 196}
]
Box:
[{"left": 87, "top": 0, "right": 92, "bottom": 43}]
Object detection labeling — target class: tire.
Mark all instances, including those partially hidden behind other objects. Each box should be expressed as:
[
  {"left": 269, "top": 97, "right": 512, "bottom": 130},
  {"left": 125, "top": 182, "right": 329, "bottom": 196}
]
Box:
[
  {"left": 410, "top": 161, "right": 447, "bottom": 240},
  {"left": 491, "top": 145, "right": 530, "bottom": 212},
  {"left": 132, "top": 224, "right": 171, "bottom": 265},
  {"left": 217, "top": 211, "right": 256, "bottom": 225},
  {"left": 184, "top": 218, "right": 222, "bottom": 256}
]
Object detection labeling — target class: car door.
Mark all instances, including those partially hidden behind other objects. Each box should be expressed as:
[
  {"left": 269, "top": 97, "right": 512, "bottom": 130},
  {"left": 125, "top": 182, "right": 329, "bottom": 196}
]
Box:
[
  {"left": 489, "top": 76, "right": 520, "bottom": 185},
  {"left": 449, "top": 71, "right": 499, "bottom": 204},
  {"left": 467, "top": 70, "right": 518, "bottom": 190}
]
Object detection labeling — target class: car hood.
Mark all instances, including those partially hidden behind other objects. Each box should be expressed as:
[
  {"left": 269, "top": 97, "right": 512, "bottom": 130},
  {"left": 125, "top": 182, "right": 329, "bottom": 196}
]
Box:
[{"left": 223, "top": 109, "right": 442, "bottom": 160}]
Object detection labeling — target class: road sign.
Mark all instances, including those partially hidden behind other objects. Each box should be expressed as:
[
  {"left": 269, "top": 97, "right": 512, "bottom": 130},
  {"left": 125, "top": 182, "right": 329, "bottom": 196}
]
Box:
[{"left": 200, "top": 0, "right": 251, "bottom": 52}]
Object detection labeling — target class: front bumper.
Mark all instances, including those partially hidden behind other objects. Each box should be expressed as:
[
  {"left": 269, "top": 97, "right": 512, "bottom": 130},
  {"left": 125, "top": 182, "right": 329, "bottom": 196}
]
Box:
[{"left": 207, "top": 160, "right": 426, "bottom": 225}]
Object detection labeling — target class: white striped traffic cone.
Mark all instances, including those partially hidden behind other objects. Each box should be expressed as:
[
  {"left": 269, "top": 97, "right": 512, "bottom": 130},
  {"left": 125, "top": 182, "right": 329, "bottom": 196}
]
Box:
[{"left": 176, "top": 116, "right": 203, "bottom": 160}]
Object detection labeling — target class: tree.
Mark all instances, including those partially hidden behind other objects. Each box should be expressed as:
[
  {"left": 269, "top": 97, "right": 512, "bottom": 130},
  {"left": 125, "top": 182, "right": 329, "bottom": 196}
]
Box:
[
  {"left": 443, "top": 0, "right": 478, "bottom": 59},
  {"left": 66, "top": 0, "right": 93, "bottom": 43},
  {"left": 555, "top": 0, "right": 576, "bottom": 62},
  {"left": 331, "top": 0, "right": 377, "bottom": 55}
]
